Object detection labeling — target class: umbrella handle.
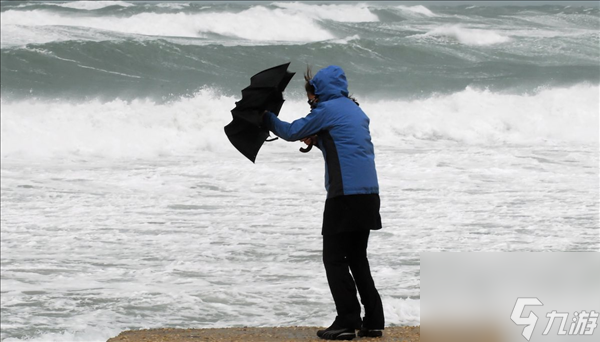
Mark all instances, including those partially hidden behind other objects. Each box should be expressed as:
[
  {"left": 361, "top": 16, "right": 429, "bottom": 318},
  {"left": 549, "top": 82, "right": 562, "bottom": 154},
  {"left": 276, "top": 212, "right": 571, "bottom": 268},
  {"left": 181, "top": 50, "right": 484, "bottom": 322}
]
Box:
[{"left": 299, "top": 145, "right": 313, "bottom": 153}]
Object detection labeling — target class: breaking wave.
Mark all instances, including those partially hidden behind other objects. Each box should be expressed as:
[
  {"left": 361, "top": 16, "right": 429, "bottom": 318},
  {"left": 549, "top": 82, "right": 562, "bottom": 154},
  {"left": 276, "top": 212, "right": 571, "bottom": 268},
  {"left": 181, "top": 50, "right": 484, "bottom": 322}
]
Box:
[
  {"left": 273, "top": 2, "right": 379, "bottom": 22},
  {"left": 2, "top": 84, "right": 596, "bottom": 161},
  {"left": 57, "top": 1, "right": 134, "bottom": 10},
  {"left": 366, "top": 84, "right": 598, "bottom": 145},
  {"left": 0, "top": 2, "right": 382, "bottom": 43},
  {"left": 421, "top": 25, "right": 511, "bottom": 45},
  {"left": 396, "top": 5, "right": 437, "bottom": 17},
  {"left": 1, "top": 7, "right": 333, "bottom": 42}
]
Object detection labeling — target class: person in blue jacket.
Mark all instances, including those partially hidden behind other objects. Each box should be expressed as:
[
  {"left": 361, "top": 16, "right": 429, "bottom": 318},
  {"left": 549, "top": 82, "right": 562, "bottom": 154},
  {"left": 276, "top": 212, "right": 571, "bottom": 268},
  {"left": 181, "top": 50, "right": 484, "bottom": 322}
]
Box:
[{"left": 263, "top": 65, "right": 385, "bottom": 340}]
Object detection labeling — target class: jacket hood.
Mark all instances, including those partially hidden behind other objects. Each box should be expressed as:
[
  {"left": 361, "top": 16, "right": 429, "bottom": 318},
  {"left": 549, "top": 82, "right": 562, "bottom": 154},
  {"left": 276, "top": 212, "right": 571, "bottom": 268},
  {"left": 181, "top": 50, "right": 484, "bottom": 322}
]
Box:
[{"left": 309, "top": 65, "right": 349, "bottom": 102}]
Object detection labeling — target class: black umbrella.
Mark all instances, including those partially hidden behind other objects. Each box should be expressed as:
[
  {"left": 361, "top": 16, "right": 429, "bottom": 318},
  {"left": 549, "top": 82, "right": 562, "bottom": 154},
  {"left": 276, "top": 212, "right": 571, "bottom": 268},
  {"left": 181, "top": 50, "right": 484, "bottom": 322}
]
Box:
[{"left": 224, "top": 63, "right": 295, "bottom": 162}]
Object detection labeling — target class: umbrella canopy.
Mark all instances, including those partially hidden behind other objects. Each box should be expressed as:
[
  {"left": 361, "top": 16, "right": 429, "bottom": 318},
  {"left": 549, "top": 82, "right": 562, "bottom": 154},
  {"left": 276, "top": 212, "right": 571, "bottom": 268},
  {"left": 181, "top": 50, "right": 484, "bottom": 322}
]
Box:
[{"left": 224, "top": 63, "right": 295, "bottom": 162}]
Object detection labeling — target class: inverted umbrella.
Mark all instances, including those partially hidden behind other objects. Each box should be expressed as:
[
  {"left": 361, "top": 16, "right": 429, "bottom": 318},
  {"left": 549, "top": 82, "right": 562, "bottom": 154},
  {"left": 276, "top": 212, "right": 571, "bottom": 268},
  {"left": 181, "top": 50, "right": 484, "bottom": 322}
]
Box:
[{"left": 224, "top": 62, "right": 295, "bottom": 162}]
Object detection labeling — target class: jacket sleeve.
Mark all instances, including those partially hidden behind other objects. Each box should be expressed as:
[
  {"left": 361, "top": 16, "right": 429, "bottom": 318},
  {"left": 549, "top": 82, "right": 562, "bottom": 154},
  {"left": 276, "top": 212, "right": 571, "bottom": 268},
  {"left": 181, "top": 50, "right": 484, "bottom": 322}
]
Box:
[{"left": 263, "top": 108, "right": 326, "bottom": 142}]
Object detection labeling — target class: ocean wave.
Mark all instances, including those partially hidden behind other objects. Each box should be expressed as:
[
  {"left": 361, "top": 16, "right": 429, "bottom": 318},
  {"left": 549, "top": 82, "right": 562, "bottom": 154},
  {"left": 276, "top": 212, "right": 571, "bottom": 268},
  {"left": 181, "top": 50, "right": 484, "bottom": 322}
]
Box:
[
  {"left": 57, "top": 1, "right": 134, "bottom": 11},
  {"left": 2, "top": 35, "right": 598, "bottom": 102},
  {"left": 0, "top": 6, "right": 333, "bottom": 42},
  {"left": 0, "top": 24, "right": 132, "bottom": 48},
  {"left": 366, "top": 84, "right": 598, "bottom": 145},
  {"left": 0, "top": 3, "right": 375, "bottom": 43},
  {"left": 2, "top": 2, "right": 597, "bottom": 48},
  {"left": 153, "top": 2, "right": 192, "bottom": 10},
  {"left": 420, "top": 25, "right": 510, "bottom": 45},
  {"left": 273, "top": 2, "right": 379, "bottom": 22},
  {"left": 2, "top": 84, "right": 596, "bottom": 161},
  {"left": 328, "top": 34, "right": 361, "bottom": 45},
  {"left": 2, "top": 2, "right": 598, "bottom": 102},
  {"left": 0, "top": 88, "right": 236, "bottom": 160},
  {"left": 396, "top": 5, "right": 437, "bottom": 17},
  {"left": 3, "top": 1, "right": 122, "bottom": 10}
]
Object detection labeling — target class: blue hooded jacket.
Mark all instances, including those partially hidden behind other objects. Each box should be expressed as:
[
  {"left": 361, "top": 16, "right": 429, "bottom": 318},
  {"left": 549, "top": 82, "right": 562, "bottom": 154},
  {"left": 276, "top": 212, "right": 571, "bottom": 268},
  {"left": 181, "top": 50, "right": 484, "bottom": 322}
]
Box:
[{"left": 264, "top": 65, "right": 379, "bottom": 198}]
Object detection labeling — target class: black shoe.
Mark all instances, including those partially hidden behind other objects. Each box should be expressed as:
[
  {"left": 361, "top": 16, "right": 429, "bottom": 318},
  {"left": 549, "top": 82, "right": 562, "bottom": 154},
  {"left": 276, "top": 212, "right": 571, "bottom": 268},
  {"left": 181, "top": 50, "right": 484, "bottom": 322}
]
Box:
[
  {"left": 357, "top": 327, "right": 383, "bottom": 338},
  {"left": 317, "top": 324, "right": 356, "bottom": 340}
]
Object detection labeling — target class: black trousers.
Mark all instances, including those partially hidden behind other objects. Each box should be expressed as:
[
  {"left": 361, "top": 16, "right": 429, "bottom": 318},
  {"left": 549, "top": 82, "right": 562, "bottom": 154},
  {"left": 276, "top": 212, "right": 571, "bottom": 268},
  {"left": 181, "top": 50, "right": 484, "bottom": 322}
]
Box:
[{"left": 323, "top": 230, "right": 384, "bottom": 330}]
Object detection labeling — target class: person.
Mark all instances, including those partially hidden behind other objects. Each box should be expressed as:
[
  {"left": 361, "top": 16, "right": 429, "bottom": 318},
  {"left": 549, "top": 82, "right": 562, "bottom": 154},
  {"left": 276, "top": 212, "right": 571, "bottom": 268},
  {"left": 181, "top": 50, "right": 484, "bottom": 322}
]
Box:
[{"left": 262, "top": 65, "right": 385, "bottom": 340}]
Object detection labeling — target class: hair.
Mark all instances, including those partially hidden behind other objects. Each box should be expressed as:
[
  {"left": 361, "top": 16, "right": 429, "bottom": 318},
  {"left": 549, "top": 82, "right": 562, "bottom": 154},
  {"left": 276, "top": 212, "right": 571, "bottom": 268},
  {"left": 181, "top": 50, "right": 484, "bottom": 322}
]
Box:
[
  {"left": 304, "top": 65, "right": 359, "bottom": 106},
  {"left": 304, "top": 65, "right": 315, "bottom": 95}
]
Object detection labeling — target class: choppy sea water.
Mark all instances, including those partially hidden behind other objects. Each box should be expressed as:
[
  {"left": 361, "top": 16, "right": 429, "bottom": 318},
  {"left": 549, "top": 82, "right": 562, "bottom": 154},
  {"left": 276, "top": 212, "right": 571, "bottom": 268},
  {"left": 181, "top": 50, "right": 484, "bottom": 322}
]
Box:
[{"left": 1, "top": 1, "right": 599, "bottom": 341}]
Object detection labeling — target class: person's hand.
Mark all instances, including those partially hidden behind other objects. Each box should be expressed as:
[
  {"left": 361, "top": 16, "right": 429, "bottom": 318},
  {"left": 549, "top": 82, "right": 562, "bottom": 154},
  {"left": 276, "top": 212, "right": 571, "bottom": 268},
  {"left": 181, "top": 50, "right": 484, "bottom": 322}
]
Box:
[
  {"left": 300, "top": 135, "right": 318, "bottom": 146},
  {"left": 299, "top": 135, "right": 317, "bottom": 153}
]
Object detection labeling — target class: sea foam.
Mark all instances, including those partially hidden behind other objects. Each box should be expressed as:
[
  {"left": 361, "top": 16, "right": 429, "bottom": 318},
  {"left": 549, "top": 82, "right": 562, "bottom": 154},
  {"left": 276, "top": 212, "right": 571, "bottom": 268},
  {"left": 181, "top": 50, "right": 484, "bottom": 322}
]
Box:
[
  {"left": 57, "top": 1, "right": 134, "bottom": 10},
  {"left": 365, "top": 84, "right": 598, "bottom": 146},
  {"left": 273, "top": 2, "right": 379, "bottom": 22},
  {"left": 397, "top": 5, "right": 437, "bottom": 17},
  {"left": 0, "top": 7, "right": 331, "bottom": 42},
  {"left": 0, "top": 88, "right": 236, "bottom": 160},
  {"left": 0, "top": 3, "right": 373, "bottom": 43},
  {"left": 1, "top": 84, "right": 596, "bottom": 161},
  {"left": 423, "top": 25, "right": 511, "bottom": 45},
  {"left": 2, "top": 326, "right": 120, "bottom": 342}
]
